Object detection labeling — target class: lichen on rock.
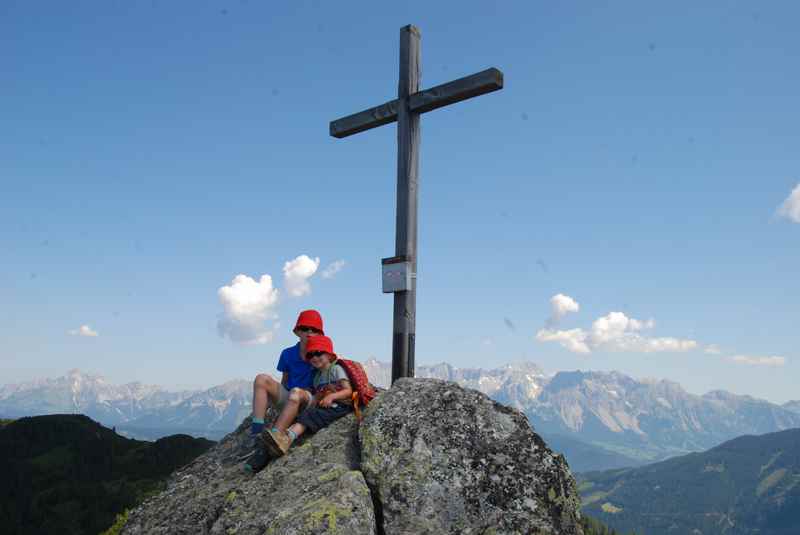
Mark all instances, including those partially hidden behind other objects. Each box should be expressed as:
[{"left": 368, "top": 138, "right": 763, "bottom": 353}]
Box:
[{"left": 359, "top": 378, "right": 583, "bottom": 534}]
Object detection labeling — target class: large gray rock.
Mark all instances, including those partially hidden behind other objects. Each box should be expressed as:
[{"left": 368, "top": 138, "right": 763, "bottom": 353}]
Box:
[
  {"left": 122, "top": 378, "right": 583, "bottom": 535},
  {"left": 360, "top": 378, "right": 583, "bottom": 535},
  {"left": 122, "top": 409, "right": 376, "bottom": 535}
]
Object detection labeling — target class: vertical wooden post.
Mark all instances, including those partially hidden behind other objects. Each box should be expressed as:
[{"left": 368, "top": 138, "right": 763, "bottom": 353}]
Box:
[
  {"left": 330, "top": 26, "right": 503, "bottom": 384},
  {"left": 391, "top": 25, "right": 421, "bottom": 384}
]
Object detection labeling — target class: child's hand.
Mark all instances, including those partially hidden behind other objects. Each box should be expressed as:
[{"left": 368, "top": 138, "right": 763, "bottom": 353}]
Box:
[{"left": 319, "top": 394, "right": 336, "bottom": 408}]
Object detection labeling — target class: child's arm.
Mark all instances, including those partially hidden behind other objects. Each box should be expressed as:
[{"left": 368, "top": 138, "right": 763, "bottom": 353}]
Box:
[{"left": 319, "top": 380, "right": 353, "bottom": 407}]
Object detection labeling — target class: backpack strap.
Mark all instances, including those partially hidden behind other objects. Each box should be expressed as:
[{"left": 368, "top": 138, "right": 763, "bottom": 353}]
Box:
[
  {"left": 336, "top": 358, "right": 373, "bottom": 423},
  {"left": 351, "top": 391, "right": 363, "bottom": 422}
]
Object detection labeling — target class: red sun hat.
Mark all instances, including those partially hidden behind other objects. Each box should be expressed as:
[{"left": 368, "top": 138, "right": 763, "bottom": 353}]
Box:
[
  {"left": 294, "top": 309, "right": 324, "bottom": 334},
  {"left": 304, "top": 335, "right": 337, "bottom": 362}
]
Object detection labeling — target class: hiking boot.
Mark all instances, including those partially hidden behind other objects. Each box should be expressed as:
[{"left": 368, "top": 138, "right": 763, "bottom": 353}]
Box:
[
  {"left": 243, "top": 445, "right": 271, "bottom": 474},
  {"left": 261, "top": 428, "right": 291, "bottom": 457}
]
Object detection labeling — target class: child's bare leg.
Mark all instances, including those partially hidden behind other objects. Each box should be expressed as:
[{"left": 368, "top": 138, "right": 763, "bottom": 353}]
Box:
[
  {"left": 252, "top": 374, "right": 282, "bottom": 420},
  {"left": 287, "top": 422, "right": 307, "bottom": 443},
  {"left": 273, "top": 388, "right": 309, "bottom": 432}
]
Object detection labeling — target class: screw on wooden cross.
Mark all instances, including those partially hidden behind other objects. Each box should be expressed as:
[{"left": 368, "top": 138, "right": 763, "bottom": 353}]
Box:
[{"left": 329, "top": 25, "right": 503, "bottom": 385}]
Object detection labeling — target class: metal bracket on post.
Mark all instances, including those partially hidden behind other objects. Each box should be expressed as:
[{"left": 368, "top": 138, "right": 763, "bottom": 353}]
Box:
[{"left": 382, "top": 255, "right": 414, "bottom": 293}]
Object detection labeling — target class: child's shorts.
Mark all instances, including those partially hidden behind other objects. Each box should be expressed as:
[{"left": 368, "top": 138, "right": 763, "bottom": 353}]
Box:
[
  {"left": 275, "top": 385, "right": 311, "bottom": 410},
  {"left": 297, "top": 403, "right": 353, "bottom": 433}
]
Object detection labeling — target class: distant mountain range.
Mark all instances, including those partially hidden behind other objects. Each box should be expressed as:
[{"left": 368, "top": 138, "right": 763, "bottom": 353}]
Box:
[
  {"left": 0, "top": 369, "right": 246, "bottom": 441},
  {"left": 783, "top": 400, "right": 800, "bottom": 414},
  {"left": 368, "top": 361, "right": 800, "bottom": 468},
  {"left": 0, "top": 369, "right": 195, "bottom": 426},
  {"left": 119, "top": 379, "right": 252, "bottom": 440},
  {"left": 524, "top": 370, "right": 800, "bottom": 464},
  {"left": 579, "top": 427, "right": 800, "bottom": 535},
  {"left": 3, "top": 362, "right": 799, "bottom": 472}
]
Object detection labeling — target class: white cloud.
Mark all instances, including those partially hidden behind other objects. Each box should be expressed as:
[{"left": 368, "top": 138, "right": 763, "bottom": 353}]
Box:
[
  {"left": 536, "top": 328, "right": 591, "bottom": 354},
  {"left": 68, "top": 325, "right": 98, "bottom": 337},
  {"left": 730, "top": 355, "right": 786, "bottom": 367},
  {"left": 547, "top": 293, "right": 580, "bottom": 326},
  {"left": 705, "top": 344, "right": 722, "bottom": 355},
  {"left": 616, "top": 336, "right": 698, "bottom": 353},
  {"left": 283, "top": 255, "right": 320, "bottom": 297},
  {"left": 588, "top": 312, "right": 657, "bottom": 350},
  {"left": 536, "top": 310, "right": 697, "bottom": 354},
  {"left": 776, "top": 183, "right": 800, "bottom": 223},
  {"left": 217, "top": 274, "right": 279, "bottom": 345},
  {"left": 321, "top": 259, "right": 346, "bottom": 279}
]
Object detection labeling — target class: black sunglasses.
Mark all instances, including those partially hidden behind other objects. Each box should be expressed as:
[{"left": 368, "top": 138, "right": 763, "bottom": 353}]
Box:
[
  {"left": 297, "top": 326, "right": 321, "bottom": 334},
  {"left": 306, "top": 351, "right": 325, "bottom": 359}
]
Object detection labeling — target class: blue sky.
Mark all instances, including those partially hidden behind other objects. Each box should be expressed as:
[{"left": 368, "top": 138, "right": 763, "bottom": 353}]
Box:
[{"left": 2, "top": 1, "right": 798, "bottom": 402}]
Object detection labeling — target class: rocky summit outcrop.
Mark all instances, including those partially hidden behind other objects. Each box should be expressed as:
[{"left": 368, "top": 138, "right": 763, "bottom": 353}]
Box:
[
  {"left": 122, "top": 378, "right": 583, "bottom": 535},
  {"left": 361, "top": 378, "right": 583, "bottom": 534},
  {"left": 121, "top": 410, "right": 375, "bottom": 535}
]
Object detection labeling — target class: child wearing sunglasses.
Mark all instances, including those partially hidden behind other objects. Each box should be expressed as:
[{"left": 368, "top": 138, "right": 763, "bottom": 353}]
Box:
[
  {"left": 242, "top": 309, "right": 323, "bottom": 465},
  {"left": 247, "top": 335, "right": 353, "bottom": 470}
]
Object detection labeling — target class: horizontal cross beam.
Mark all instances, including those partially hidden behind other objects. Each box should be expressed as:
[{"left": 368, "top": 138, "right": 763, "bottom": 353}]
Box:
[{"left": 329, "top": 67, "right": 503, "bottom": 139}]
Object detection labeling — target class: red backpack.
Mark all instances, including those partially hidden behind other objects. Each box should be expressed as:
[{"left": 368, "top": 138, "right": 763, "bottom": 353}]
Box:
[{"left": 336, "top": 358, "right": 377, "bottom": 421}]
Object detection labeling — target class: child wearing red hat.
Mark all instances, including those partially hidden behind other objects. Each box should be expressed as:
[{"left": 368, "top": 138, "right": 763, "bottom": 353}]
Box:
[
  {"left": 242, "top": 310, "right": 324, "bottom": 463},
  {"left": 246, "top": 335, "right": 353, "bottom": 471}
]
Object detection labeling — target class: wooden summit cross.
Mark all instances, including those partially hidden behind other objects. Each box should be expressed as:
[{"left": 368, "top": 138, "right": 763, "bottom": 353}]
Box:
[{"left": 330, "top": 25, "right": 503, "bottom": 384}]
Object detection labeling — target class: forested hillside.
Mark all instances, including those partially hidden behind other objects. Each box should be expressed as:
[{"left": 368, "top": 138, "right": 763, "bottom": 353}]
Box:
[
  {"left": 580, "top": 428, "right": 800, "bottom": 535},
  {"left": 0, "top": 414, "right": 213, "bottom": 535}
]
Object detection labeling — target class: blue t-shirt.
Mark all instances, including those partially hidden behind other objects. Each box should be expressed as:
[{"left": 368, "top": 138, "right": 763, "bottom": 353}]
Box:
[{"left": 276, "top": 342, "right": 314, "bottom": 390}]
